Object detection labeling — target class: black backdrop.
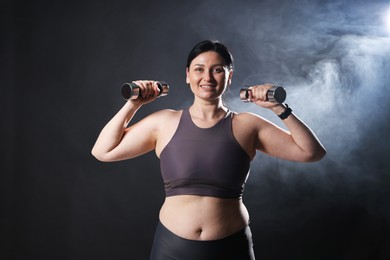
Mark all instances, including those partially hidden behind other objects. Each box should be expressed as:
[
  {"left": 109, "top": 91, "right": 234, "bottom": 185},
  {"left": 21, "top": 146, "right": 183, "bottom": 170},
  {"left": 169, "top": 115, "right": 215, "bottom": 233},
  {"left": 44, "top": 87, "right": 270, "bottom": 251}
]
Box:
[{"left": 2, "top": 0, "right": 390, "bottom": 259}]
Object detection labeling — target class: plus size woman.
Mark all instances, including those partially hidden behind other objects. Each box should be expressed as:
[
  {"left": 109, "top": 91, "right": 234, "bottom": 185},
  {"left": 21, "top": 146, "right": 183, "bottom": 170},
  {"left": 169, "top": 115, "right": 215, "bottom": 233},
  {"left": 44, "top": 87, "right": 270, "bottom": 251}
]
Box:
[{"left": 92, "top": 40, "right": 326, "bottom": 259}]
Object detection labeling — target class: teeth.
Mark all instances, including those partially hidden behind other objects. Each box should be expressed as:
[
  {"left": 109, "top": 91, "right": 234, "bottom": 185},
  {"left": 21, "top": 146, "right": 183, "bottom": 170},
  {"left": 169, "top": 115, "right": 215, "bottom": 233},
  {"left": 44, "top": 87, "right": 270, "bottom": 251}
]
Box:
[{"left": 201, "top": 85, "right": 214, "bottom": 89}]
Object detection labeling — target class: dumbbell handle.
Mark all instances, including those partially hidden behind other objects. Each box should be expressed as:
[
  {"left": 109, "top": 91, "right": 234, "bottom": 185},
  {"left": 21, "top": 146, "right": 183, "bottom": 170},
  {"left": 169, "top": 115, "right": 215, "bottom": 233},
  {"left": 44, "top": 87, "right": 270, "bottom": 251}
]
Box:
[
  {"left": 121, "top": 81, "right": 169, "bottom": 100},
  {"left": 240, "top": 85, "right": 286, "bottom": 103}
]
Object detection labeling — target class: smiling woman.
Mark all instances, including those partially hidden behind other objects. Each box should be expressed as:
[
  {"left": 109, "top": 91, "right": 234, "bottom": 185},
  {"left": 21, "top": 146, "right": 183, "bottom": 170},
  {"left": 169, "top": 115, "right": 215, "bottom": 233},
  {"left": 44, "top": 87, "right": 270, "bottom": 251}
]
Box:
[{"left": 91, "top": 39, "right": 326, "bottom": 259}]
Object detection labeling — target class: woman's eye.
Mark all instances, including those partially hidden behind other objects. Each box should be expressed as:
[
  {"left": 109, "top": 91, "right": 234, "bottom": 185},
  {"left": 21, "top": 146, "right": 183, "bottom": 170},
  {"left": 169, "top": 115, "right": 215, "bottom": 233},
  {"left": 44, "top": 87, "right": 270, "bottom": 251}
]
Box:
[
  {"left": 213, "top": 68, "right": 224, "bottom": 73},
  {"left": 194, "top": 68, "right": 203, "bottom": 72}
]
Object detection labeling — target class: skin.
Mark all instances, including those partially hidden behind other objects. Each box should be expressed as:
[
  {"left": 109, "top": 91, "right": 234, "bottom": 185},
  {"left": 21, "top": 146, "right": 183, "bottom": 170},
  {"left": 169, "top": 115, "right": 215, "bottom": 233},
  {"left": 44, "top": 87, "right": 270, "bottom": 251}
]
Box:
[{"left": 91, "top": 51, "right": 326, "bottom": 240}]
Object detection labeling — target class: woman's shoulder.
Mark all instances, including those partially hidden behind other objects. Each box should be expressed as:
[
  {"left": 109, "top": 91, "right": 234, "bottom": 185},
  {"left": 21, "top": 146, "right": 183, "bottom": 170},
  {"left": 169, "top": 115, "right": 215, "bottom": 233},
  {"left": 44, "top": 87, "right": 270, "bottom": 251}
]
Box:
[
  {"left": 152, "top": 108, "right": 183, "bottom": 117},
  {"left": 147, "top": 108, "right": 183, "bottom": 124},
  {"left": 232, "top": 111, "right": 263, "bottom": 120},
  {"left": 232, "top": 111, "right": 271, "bottom": 128}
]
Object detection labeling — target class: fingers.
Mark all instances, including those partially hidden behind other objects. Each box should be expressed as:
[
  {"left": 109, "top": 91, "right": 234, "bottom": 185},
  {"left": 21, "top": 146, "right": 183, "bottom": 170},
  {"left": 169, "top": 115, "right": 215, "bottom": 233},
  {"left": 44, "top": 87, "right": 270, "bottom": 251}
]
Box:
[
  {"left": 248, "top": 84, "right": 274, "bottom": 102},
  {"left": 132, "top": 80, "right": 159, "bottom": 98}
]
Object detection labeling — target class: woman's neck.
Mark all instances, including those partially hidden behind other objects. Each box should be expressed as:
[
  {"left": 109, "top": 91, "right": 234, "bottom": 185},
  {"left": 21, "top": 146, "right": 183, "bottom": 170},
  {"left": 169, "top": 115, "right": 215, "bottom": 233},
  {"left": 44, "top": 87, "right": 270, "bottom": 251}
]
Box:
[{"left": 189, "top": 98, "right": 228, "bottom": 120}]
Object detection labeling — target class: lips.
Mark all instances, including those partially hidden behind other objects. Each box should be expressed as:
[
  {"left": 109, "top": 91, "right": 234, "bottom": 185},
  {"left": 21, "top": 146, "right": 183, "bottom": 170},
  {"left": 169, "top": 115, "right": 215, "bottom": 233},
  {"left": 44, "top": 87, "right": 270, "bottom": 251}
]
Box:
[{"left": 200, "top": 85, "right": 216, "bottom": 89}]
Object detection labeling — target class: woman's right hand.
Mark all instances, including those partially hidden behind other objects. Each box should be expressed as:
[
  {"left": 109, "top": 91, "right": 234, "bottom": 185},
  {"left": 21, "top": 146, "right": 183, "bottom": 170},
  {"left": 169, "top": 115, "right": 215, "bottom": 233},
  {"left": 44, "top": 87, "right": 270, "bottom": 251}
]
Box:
[{"left": 130, "top": 80, "right": 160, "bottom": 105}]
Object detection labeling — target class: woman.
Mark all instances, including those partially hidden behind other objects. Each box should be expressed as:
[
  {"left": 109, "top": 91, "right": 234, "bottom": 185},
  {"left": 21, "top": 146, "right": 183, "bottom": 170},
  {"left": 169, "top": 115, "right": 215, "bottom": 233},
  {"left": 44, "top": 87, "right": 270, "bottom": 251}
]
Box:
[{"left": 92, "top": 40, "right": 326, "bottom": 259}]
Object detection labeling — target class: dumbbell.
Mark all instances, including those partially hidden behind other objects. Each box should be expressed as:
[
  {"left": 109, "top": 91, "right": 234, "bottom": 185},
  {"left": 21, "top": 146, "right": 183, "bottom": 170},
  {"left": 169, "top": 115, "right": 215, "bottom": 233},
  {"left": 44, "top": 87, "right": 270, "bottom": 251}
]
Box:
[
  {"left": 121, "top": 81, "right": 169, "bottom": 100},
  {"left": 240, "top": 85, "right": 286, "bottom": 103}
]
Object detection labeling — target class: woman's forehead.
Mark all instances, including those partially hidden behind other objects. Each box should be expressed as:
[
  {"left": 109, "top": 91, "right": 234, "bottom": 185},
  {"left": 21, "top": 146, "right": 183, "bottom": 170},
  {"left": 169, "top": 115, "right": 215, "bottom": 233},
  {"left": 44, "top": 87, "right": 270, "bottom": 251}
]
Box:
[{"left": 190, "top": 51, "right": 226, "bottom": 66}]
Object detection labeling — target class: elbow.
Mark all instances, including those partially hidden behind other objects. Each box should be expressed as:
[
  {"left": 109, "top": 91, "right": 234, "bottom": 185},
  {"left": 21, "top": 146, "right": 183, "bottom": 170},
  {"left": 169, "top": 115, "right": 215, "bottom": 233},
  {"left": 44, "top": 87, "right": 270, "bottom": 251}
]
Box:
[
  {"left": 317, "top": 146, "right": 327, "bottom": 161},
  {"left": 305, "top": 147, "right": 327, "bottom": 162},
  {"left": 91, "top": 147, "right": 126, "bottom": 162},
  {"left": 91, "top": 148, "right": 111, "bottom": 162},
  {"left": 91, "top": 150, "right": 103, "bottom": 162}
]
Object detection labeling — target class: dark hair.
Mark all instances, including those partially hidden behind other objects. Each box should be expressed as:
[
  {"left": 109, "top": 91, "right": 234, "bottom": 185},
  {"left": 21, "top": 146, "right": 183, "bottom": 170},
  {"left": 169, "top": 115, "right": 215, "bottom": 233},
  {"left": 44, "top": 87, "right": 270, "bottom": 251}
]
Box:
[{"left": 186, "top": 40, "right": 234, "bottom": 70}]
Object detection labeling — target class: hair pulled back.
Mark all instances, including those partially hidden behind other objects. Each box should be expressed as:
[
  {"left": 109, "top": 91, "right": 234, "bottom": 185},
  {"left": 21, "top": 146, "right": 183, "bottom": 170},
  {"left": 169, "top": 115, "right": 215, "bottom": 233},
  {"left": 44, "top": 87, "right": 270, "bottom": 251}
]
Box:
[{"left": 186, "top": 40, "right": 234, "bottom": 70}]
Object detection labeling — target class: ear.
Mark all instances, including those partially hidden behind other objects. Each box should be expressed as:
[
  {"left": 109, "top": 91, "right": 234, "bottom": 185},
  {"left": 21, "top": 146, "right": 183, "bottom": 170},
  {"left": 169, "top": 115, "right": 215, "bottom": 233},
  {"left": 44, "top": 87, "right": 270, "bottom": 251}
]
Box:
[
  {"left": 227, "top": 69, "right": 233, "bottom": 86},
  {"left": 186, "top": 68, "right": 190, "bottom": 84}
]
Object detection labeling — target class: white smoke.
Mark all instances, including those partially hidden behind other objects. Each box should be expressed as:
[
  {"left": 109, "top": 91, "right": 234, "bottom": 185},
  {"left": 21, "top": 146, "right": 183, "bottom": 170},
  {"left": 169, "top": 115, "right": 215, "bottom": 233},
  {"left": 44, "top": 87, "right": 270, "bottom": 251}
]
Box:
[{"left": 183, "top": 0, "right": 390, "bottom": 216}]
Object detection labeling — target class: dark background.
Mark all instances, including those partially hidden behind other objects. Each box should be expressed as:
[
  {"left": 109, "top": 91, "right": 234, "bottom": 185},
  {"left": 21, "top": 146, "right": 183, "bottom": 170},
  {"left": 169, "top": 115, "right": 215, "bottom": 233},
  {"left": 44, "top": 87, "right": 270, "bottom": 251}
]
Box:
[{"left": 2, "top": 0, "right": 390, "bottom": 259}]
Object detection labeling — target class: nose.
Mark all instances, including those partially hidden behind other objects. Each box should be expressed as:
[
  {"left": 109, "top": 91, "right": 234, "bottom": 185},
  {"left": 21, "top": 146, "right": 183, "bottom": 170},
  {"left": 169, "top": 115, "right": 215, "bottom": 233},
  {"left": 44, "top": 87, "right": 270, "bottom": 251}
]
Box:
[{"left": 203, "top": 70, "right": 214, "bottom": 82}]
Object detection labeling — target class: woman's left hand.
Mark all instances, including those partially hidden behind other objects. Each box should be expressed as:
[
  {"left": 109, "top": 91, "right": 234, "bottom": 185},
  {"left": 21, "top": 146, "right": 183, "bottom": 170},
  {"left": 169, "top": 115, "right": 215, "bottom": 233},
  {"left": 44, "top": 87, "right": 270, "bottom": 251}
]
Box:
[{"left": 247, "top": 84, "right": 279, "bottom": 109}]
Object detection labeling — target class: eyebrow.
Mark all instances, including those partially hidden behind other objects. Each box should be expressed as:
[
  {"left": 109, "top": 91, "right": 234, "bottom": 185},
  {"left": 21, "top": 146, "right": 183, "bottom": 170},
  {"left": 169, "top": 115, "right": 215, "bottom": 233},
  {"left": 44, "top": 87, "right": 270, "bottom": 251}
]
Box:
[{"left": 193, "top": 63, "right": 226, "bottom": 67}]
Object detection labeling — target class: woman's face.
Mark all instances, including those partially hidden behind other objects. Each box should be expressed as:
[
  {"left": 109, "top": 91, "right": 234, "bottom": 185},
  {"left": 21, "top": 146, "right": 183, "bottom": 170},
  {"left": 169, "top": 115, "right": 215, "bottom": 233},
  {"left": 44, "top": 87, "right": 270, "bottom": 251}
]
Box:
[{"left": 186, "top": 51, "right": 232, "bottom": 101}]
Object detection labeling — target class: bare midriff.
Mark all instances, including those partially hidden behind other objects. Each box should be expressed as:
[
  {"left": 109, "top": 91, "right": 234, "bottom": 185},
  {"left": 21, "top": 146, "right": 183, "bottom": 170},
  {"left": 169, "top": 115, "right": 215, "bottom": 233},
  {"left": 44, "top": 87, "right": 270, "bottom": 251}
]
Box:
[{"left": 159, "top": 195, "right": 250, "bottom": 241}]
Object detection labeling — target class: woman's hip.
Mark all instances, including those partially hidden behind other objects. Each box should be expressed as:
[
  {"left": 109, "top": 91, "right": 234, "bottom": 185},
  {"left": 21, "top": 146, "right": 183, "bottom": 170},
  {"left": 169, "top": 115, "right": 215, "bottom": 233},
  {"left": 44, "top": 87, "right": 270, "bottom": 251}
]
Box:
[{"left": 149, "top": 220, "right": 255, "bottom": 260}]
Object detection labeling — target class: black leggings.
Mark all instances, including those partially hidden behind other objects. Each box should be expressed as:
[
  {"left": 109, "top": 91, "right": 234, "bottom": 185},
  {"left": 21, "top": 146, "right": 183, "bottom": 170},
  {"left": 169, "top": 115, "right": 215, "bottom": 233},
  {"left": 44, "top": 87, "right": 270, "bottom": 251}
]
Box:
[{"left": 149, "top": 221, "right": 255, "bottom": 260}]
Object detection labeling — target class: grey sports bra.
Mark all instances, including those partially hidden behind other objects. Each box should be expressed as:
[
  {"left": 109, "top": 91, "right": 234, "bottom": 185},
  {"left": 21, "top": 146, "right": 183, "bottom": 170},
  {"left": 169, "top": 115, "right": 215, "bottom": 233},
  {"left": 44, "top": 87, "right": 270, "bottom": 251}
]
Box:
[{"left": 159, "top": 108, "right": 251, "bottom": 199}]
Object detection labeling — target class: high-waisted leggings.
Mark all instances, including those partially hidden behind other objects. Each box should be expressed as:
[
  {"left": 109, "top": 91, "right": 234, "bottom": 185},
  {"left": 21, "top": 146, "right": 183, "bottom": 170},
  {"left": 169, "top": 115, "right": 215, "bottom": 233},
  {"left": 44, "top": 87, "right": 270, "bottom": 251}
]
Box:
[{"left": 149, "top": 221, "right": 255, "bottom": 260}]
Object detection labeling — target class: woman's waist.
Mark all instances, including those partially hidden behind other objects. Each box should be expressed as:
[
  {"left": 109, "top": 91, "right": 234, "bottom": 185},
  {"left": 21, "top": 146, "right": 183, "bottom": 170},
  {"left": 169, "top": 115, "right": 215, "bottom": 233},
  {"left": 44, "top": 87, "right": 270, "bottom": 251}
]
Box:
[{"left": 159, "top": 195, "right": 249, "bottom": 241}]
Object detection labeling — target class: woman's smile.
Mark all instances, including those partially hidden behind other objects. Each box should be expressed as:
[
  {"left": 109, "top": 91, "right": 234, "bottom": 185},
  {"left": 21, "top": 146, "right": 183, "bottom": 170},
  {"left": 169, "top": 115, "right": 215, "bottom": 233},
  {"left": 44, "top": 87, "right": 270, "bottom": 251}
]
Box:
[{"left": 200, "top": 84, "right": 217, "bottom": 90}]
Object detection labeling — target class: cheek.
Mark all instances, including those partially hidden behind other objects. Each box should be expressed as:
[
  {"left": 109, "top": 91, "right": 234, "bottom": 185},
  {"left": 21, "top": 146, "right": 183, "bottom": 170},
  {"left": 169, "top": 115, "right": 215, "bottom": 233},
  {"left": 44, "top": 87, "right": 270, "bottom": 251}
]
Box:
[
  {"left": 216, "top": 74, "right": 228, "bottom": 83},
  {"left": 188, "top": 73, "right": 201, "bottom": 82},
  {"left": 186, "top": 76, "right": 195, "bottom": 86}
]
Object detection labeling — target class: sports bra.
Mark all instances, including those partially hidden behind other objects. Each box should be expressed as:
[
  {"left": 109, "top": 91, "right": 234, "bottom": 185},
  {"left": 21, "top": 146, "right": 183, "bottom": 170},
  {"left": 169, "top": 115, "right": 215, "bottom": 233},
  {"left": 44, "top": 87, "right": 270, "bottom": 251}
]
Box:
[{"left": 159, "top": 108, "right": 251, "bottom": 199}]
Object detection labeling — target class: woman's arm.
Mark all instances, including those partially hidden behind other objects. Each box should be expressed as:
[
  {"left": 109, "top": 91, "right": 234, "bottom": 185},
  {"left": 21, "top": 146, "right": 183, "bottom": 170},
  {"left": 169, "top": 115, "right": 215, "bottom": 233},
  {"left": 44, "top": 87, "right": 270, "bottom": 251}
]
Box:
[
  {"left": 91, "top": 81, "right": 160, "bottom": 162},
  {"left": 249, "top": 85, "right": 326, "bottom": 162}
]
